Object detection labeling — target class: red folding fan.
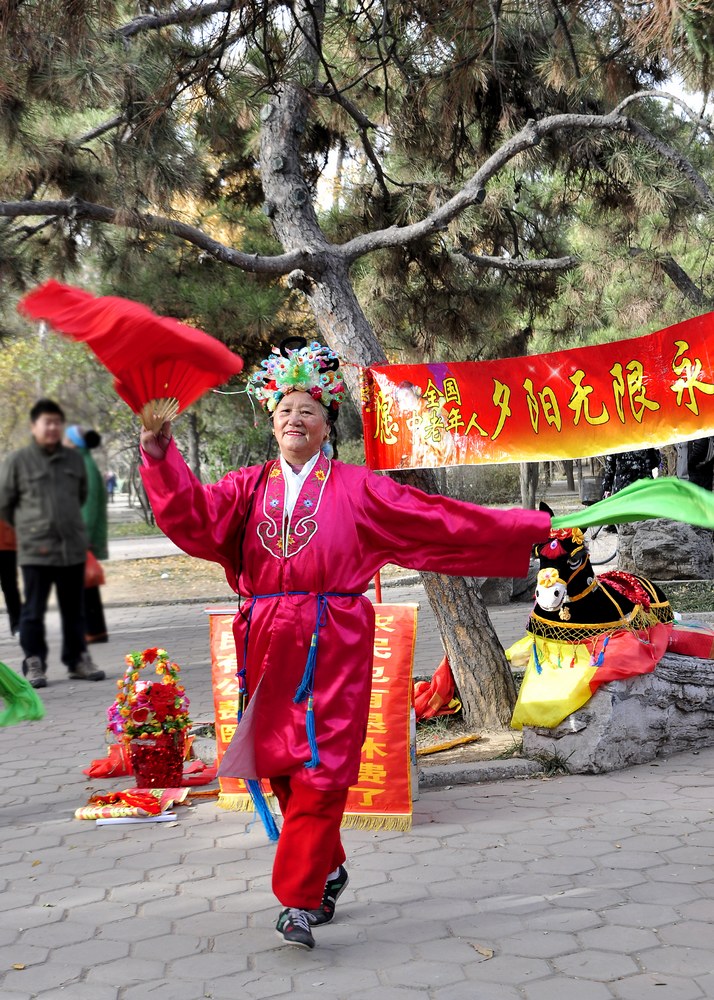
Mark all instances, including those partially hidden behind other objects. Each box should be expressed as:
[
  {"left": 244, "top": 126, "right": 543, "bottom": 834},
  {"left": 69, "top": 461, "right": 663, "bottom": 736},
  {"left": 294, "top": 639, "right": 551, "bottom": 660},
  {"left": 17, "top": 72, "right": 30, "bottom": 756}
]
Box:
[{"left": 18, "top": 280, "right": 244, "bottom": 431}]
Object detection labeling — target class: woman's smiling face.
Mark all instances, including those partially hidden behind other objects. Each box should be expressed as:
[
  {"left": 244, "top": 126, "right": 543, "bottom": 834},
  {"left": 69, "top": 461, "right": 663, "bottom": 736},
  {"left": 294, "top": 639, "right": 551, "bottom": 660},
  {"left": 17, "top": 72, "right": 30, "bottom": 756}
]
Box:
[{"left": 273, "top": 391, "right": 330, "bottom": 467}]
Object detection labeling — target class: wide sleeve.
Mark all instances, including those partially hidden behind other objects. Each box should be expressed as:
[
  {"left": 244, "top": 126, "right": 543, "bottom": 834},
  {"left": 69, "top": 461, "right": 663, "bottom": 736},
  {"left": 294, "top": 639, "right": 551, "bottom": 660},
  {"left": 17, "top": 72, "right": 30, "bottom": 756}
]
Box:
[
  {"left": 353, "top": 469, "right": 551, "bottom": 580},
  {"left": 140, "top": 438, "right": 254, "bottom": 589}
]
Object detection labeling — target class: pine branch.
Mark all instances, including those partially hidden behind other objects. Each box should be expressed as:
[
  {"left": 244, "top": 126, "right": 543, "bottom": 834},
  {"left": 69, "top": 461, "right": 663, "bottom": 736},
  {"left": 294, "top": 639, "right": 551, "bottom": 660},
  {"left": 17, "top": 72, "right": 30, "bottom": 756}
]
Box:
[
  {"left": 456, "top": 251, "right": 580, "bottom": 273},
  {"left": 118, "top": 1, "right": 237, "bottom": 39},
  {"left": 337, "top": 104, "right": 714, "bottom": 262},
  {"left": 628, "top": 247, "right": 710, "bottom": 308},
  {"left": 0, "top": 199, "right": 318, "bottom": 275}
]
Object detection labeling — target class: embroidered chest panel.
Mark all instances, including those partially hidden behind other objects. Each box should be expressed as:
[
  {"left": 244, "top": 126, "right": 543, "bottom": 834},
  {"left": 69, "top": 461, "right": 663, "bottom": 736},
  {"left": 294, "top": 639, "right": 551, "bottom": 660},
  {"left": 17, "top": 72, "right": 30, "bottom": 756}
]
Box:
[{"left": 256, "top": 453, "right": 331, "bottom": 558}]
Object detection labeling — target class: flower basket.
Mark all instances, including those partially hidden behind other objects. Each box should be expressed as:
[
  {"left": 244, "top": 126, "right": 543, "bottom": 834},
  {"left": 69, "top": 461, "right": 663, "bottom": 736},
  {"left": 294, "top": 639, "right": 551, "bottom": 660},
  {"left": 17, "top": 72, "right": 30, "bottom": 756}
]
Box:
[
  {"left": 130, "top": 731, "right": 185, "bottom": 788},
  {"left": 106, "top": 648, "right": 191, "bottom": 789}
]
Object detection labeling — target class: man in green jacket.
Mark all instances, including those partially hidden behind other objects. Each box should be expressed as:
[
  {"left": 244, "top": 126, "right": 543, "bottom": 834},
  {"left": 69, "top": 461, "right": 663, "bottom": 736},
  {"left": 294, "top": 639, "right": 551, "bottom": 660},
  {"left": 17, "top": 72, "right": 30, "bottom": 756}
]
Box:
[{"left": 0, "top": 398, "right": 105, "bottom": 688}]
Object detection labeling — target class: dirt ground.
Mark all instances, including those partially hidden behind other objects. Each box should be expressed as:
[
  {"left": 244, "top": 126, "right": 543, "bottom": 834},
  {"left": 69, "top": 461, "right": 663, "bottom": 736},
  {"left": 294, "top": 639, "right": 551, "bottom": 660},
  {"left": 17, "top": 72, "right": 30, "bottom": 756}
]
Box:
[{"left": 103, "top": 555, "right": 236, "bottom": 605}]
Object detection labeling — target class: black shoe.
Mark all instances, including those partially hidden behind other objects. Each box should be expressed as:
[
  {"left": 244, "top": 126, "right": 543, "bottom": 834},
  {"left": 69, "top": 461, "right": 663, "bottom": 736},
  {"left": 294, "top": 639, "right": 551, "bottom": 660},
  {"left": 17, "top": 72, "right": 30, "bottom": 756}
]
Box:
[
  {"left": 307, "top": 865, "right": 349, "bottom": 926},
  {"left": 22, "top": 656, "right": 47, "bottom": 689},
  {"left": 275, "top": 907, "right": 315, "bottom": 949}
]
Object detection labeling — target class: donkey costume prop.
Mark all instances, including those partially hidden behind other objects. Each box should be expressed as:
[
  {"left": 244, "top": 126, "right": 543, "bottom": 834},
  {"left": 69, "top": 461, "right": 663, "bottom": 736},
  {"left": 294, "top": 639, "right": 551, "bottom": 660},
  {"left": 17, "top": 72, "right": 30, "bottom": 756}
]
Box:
[{"left": 508, "top": 504, "right": 675, "bottom": 729}]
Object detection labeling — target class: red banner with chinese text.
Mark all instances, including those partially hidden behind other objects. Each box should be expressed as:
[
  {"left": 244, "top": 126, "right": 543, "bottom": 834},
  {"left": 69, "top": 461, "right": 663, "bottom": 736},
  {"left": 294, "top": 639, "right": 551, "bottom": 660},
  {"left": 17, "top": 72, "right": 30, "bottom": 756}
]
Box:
[
  {"left": 207, "top": 605, "right": 417, "bottom": 829},
  {"left": 361, "top": 313, "right": 714, "bottom": 470},
  {"left": 208, "top": 609, "right": 263, "bottom": 810},
  {"left": 343, "top": 603, "right": 417, "bottom": 831}
]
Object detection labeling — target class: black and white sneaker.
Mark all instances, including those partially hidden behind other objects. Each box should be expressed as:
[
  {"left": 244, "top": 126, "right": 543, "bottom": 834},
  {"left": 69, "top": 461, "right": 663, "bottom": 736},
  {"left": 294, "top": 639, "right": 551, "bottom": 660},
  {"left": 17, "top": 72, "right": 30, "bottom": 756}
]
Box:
[
  {"left": 307, "top": 865, "right": 349, "bottom": 926},
  {"left": 275, "top": 907, "right": 315, "bottom": 949}
]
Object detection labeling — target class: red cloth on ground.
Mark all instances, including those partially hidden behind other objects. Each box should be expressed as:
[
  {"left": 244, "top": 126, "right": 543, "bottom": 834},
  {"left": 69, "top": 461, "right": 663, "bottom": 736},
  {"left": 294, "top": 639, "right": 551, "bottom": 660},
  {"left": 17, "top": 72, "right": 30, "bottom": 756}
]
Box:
[{"left": 269, "top": 776, "right": 348, "bottom": 909}]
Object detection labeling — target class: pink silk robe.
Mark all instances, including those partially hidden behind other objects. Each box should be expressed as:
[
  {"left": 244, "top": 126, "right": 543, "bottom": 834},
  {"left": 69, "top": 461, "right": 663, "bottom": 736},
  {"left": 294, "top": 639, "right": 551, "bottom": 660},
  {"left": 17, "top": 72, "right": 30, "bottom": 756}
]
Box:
[{"left": 141, "top": 442, "right": 551, "bottom": 790}]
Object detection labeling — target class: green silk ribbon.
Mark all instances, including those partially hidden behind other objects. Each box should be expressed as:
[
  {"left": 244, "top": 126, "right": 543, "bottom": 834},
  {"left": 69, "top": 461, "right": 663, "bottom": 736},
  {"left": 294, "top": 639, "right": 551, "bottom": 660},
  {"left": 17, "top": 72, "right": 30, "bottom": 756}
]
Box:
[{"left": 551, "top": 477, "right": 714, "bottom": 531}]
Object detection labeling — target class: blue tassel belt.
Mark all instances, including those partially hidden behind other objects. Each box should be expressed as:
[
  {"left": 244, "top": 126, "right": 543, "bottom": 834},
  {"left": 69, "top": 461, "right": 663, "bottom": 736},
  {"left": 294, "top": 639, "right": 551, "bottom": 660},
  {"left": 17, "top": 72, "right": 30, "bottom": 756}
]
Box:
[{"left": 238, "top": 591, "right": 361, "bottom": 770}]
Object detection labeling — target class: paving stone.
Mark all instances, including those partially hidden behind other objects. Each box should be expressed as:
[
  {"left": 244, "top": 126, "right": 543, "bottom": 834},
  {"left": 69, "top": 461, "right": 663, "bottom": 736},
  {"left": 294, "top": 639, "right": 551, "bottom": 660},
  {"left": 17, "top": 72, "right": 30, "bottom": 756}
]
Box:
[
  {"left": 639, "top": 946, "right": 714, "bottom": 976},
  {"left": 461, "top": 954, "right": 552, "bottom": 984},
  {"left": 36, "top": 986, "right": 120, "bottom": 1000},
  {"left": 432, "top": 984, "right": 522, "bottom": 1000},
  {"left": 167, "top": 951, "right": 249, "bottom": 978},
  {"left": 122, "top": 978, "right": 208, "bottom": 1000},
  {"left": 657, "top": 921, "right": 714, "bottom": 950},
  {"left": 523, "top": 978, "right": 615, "bottom": 1000},
  {"left": 496, "top": 929, "right": 579, "bottom": 958},
  {"left": 210, "top": 971, "right": 293, "bottom": 998},
  {"left": 0, "top": 961, "right": 84, "bottom": 995},
  {"left": 614, "top": 973, "right": 705, "bottom": 999},
  {"left": 579, "top": 922, "right": 660, "bottom": 952},
  {"left": 552, "top": 948, "right": 640, "bottom": 980},
  {"left": 381, "top": 958, "right": 465, "bottom": 988}
]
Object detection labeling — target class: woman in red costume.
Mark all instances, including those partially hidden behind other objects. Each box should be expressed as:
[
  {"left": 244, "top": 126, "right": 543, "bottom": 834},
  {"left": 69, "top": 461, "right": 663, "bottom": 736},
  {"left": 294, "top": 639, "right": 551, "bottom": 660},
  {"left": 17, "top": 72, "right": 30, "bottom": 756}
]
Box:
[{"left": 140, "top": 338, "right": 551, "bottom": 950}]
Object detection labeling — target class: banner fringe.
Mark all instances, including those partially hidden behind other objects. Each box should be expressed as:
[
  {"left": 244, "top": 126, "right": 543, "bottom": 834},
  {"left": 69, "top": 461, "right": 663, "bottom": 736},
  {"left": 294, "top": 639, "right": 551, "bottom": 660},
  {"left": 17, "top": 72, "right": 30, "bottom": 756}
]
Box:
[
  {"left": 340, "top": 813, "right": 412, "bottom": 832},
  {"left": 217, "top": 792, "right": 276, "bottom": 812}
]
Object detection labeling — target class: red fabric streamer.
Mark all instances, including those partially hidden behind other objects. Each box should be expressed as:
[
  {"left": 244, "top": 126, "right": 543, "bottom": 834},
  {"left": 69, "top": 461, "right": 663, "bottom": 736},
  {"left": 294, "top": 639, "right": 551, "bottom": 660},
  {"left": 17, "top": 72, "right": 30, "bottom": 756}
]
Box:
[
  {"left": 414, "top": 656, "right": 459, "bottom": 721},
  {"left": 18, "top": 280, "right": 244, "bottom": 417}
]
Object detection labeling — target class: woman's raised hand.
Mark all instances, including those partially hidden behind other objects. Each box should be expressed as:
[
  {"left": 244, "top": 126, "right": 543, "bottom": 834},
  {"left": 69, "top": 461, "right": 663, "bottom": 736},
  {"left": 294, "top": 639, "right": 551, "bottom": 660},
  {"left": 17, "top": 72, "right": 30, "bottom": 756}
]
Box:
[{"left": 140, "top": 421, "right": 172, "bottom": 460}]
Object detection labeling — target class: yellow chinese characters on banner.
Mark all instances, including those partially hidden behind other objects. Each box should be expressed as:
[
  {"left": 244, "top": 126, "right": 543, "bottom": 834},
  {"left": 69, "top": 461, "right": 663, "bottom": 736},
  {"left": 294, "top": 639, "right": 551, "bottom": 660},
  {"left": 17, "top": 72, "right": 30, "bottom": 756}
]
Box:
[
  {"left": 207, "top": 604, "right": 418, "bottom": 828},
  {"left": 360, "top": 312, "right": 714, "bottom": 470}
]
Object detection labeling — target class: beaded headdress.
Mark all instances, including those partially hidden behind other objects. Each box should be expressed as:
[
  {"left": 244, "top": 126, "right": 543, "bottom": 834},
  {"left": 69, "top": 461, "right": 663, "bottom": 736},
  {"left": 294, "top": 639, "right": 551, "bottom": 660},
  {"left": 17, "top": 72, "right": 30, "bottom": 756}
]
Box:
[{"left": 247, "top": 337, "right": 346, "bottom": 419}]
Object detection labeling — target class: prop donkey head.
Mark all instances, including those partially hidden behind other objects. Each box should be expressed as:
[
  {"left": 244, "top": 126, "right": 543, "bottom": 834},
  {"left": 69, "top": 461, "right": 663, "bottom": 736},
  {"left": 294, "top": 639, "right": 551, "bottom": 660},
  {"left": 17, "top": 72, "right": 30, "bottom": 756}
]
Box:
[
  {"left": 530, "top": 502, "right": 673, "bottom": 639},
  {"left": 533, "top": 522, "right": 591, "bottom": 620}
]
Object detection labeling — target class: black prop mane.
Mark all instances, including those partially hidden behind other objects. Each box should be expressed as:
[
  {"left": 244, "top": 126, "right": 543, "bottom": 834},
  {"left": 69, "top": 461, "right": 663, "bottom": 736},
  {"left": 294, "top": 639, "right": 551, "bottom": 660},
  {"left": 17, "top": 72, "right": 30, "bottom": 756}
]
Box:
[{"left": 530, "top": 507, "right": 673, "bottom": 643}]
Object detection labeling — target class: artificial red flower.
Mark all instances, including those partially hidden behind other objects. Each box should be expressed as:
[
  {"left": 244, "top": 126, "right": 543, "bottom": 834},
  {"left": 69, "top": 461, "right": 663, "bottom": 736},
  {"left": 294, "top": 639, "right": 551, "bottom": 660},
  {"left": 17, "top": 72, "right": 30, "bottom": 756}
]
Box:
[{"left": 149, "top": 683, "right": 179, "bottom": 722}]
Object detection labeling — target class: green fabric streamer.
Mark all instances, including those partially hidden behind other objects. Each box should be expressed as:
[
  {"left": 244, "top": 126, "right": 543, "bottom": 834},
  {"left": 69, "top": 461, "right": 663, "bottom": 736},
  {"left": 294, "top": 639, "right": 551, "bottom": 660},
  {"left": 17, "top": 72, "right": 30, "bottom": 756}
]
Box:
[
  {"left": 0, "top": 660, "right": 45, "bottom": 726},
  {"left": 551, "top": 477, "right": 714, "bottom": 531}
]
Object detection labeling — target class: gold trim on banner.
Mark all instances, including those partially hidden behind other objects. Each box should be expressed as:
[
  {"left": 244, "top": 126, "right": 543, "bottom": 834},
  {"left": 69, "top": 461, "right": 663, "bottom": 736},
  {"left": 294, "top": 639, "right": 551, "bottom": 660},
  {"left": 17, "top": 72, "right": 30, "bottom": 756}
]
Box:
[
  {"left": 218, "top": 792, "right": 277, "bottom": 812},
  {"left": 341, "top": 813, "right": 412, "bottom": 832}
]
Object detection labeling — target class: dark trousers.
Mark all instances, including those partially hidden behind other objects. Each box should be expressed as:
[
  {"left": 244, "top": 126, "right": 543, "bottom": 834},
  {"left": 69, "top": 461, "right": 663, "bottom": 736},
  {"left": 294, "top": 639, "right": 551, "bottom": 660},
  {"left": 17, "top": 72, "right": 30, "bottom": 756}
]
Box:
[
  {"left": 84, "top": 585, "right": 108, "bottom": 640},
  {"left": 0, "top": 550, "right": 22, "bottom": 634},
  {"left": 20, "top": 563, "right": 87, "bottom": 669}
]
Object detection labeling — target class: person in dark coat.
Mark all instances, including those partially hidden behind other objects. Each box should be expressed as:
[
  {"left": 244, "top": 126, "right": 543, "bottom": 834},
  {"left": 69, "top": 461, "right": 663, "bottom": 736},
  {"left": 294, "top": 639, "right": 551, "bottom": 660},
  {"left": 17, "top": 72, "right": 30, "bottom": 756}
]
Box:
[
  {"left": 65, "top": 426, "right": 109, "bottom": 643},
  {"left": 601, "top": 448, "right": 660, "bottom": 498},
  {"left": 0, "top": 399, "right": 105, "bottom": 688},
  {"left": 687, "top": 437, "right": 714, "bottom": 490}
]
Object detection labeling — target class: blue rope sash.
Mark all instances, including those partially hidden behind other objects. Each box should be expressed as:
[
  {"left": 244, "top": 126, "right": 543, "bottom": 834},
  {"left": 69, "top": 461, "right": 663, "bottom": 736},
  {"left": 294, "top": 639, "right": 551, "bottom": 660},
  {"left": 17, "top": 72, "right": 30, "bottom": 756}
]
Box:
[{"left": 240, "top": 591, "right": 360, "bottom": 769}]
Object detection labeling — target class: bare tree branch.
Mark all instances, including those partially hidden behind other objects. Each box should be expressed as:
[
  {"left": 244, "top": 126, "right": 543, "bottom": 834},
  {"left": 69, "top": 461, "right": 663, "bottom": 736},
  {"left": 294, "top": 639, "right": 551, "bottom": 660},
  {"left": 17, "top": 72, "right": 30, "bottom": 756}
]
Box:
[
  {"left": 629, "top": 246, "right": 710, "bottom": 307},
  {"left": 0, "top": 199, "right": 319, "bottom": 275},
  {"left": 118, "top": 0, "right": 236, "bottom": 39},
  {"left": 337, "top": 107, "right": 714, "bottom": 262},
  {"left": 614, "top": 89, "right": 714, "bottom": 141},
  {"left": 456, "top": 251, "right": 580, "bottom": 273}
]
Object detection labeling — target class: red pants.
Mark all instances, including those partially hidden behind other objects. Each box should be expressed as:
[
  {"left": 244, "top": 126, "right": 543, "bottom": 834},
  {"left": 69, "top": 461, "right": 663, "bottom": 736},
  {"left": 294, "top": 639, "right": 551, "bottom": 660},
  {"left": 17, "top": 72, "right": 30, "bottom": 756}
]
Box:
[{"left": 270, "top": 776, "right": 348, "bottom": 909}]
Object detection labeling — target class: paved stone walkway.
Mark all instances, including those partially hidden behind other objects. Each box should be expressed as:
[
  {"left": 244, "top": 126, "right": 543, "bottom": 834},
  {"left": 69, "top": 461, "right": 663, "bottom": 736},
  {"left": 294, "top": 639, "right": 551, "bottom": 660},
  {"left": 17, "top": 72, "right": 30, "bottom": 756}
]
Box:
[{"left": 2, "top": 592, "right": 714, "bottom": 998}]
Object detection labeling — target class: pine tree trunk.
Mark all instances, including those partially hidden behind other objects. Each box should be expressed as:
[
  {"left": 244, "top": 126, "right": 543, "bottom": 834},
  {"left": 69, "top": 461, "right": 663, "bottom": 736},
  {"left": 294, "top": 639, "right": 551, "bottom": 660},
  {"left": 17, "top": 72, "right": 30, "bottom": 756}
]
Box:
[{"left": 256, "top": 0, "right": 517, "bottom": 729}]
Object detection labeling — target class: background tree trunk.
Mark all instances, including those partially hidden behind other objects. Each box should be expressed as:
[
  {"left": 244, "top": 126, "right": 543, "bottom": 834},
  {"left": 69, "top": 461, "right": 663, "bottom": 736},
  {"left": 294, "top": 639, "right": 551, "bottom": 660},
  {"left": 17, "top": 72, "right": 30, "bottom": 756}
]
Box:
[
  {"left": 564, "top": 460, "right": 575, "bottom": 491},
  {"left": 186, "top": 411, "right": 201, "bottom": 481},
  {"left": 519, "top": 462, "right": 539, "bottom": 508}
]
